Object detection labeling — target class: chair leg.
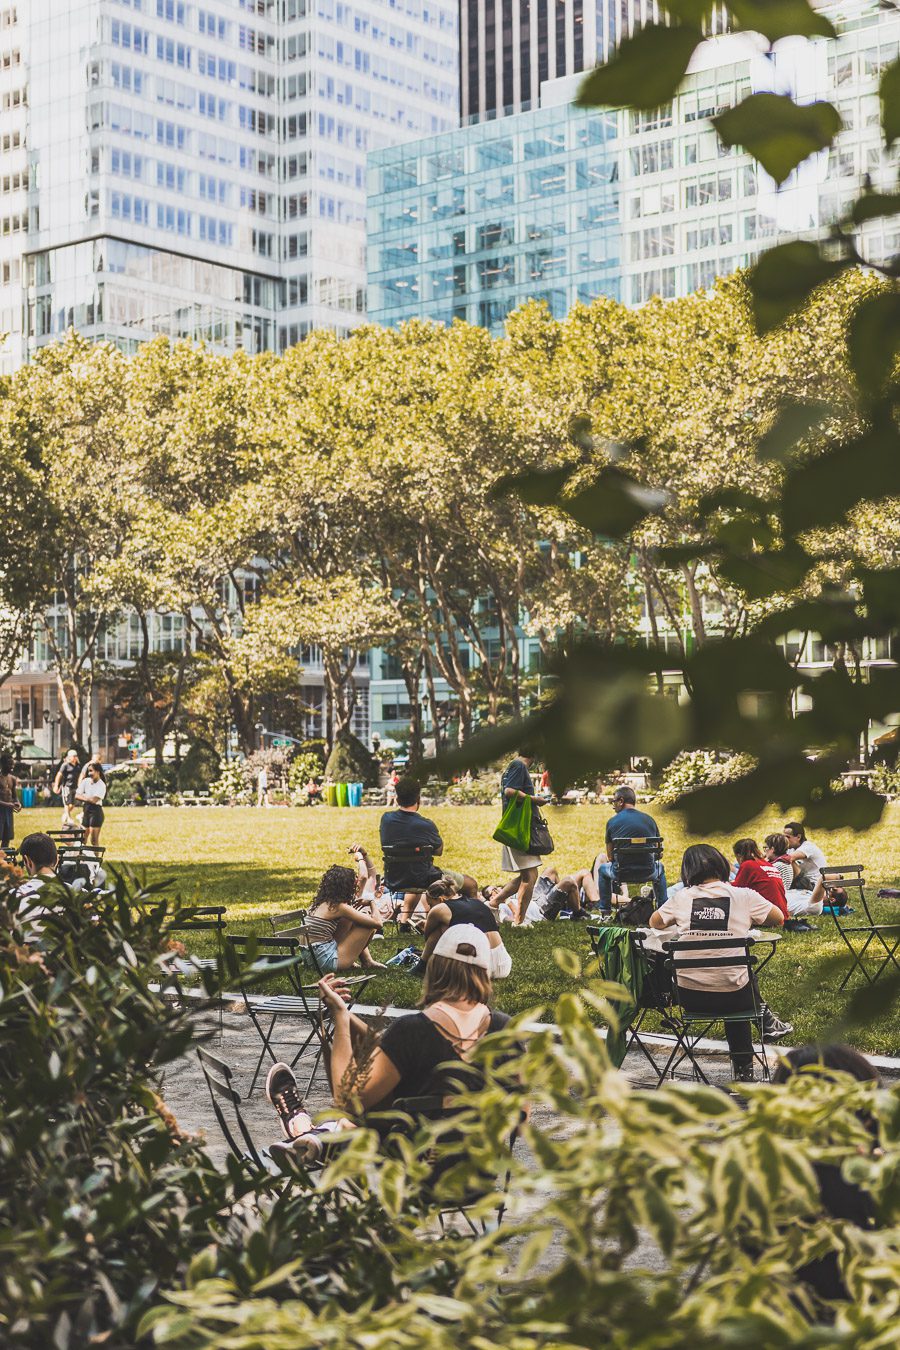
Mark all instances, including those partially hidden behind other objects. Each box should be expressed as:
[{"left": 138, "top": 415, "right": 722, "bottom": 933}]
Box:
[{"left": 246, "top": 1013, "right": 279, "bottom": 1096}]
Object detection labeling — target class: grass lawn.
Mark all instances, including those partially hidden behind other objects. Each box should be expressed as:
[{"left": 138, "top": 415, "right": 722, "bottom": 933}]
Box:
[{"left": 19, "top": 802, "right": 900, "bottom": 1056}]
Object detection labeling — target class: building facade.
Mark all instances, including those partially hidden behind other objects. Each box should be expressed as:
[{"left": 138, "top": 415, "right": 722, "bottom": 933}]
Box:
[
  {"left": 369, "top": 5, "right": 900, "bottom": 332},
  {"left": 0, "top": 0, "right": 459, "bottom": 374}
]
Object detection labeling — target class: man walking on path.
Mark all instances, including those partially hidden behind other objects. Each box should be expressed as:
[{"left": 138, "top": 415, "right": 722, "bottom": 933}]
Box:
[{"left": 53, "top": 750, "right": 81, "bottom": 829}]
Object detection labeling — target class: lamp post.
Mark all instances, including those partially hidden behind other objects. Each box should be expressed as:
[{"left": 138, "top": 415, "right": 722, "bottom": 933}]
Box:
[{"left": 42, "top": 709, "right": 62, "bottom": 765}]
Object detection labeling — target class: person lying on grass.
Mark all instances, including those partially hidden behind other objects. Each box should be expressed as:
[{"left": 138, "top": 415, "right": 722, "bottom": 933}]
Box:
[
  {"left": 266, "top": 923, "right": 516, "bottom": 1159},
  {"left": 301, "top": 864, "right": 386, "bottom": 974}
]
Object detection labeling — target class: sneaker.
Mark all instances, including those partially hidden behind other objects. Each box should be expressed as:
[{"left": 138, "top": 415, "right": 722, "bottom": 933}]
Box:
[
  {"left": 785, "top": 919, "right": 813, "bottom": 933},
  {"left": 265, "top": 1063, "right": 313, "bottom": 1140},
  {"left": 732, "top": 1065, "right": 755, "bottom": 1083},
  {"left": 761, "top": 1006, "right": 793, "bottom": 1041}
]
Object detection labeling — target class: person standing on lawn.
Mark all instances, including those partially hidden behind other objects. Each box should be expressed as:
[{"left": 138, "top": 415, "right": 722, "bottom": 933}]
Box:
[
  {"left": 0, "top": 753, "right": 21, "bottom": 851},
  {"left": 54, "top": 750, "right": 81, "bottom": 829},
  {"left": 493, "top": 752, "right": 544, "bottom": 926}
]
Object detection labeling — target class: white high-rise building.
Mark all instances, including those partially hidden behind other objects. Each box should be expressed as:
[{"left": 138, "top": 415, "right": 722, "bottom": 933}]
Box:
[{"left": 0, "top": 0, "right": 458, "bottom": 372}]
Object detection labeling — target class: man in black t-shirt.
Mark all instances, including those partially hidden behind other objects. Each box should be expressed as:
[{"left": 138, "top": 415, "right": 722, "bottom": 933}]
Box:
[
  {"left": 53, "top": 750, "right": 81, "bottom": 828},
  {"left": 380, "top": 777, "right": 443, "bottom": 928}
]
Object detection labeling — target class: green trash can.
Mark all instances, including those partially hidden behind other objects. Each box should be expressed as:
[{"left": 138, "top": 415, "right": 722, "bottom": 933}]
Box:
[
  {"left": 337, "top": 782, "right": 349, "bottom": 807},
  {"left": 325, "top": 783, "right": 338, "bottom": 806}
]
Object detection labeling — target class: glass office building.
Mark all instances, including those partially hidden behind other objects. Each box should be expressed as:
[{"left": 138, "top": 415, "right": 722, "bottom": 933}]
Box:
[
  {"left": 368, "top": 97, "right": 621, "bottom": 330},
  {"left": 0, "top": 0, "right": 459, "bottom": 372},
  {"left": 369, "top": 5, "right": 900, "bottom": 333}
]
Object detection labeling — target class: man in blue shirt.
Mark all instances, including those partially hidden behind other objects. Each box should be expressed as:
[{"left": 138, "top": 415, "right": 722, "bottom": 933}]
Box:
[{"left": 596, "top": 786, "right": 667, "bottom": 911}]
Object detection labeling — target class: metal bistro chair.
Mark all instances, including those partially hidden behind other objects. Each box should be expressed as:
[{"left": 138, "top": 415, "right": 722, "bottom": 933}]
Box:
[
  {"left": 585, "top": 924, "right": 676, "bottom": 1077},
  {"left": 226, "top": 933, "right": 373, "bottom": 1097},
  {"left": 268, "top": 907, "right": 308, "bottom": 939},
  {"left": 196, "top": 1045, "right": 294, "bottom": 1186},
  {"left": 162, "top": 905, "right": 228, "bottom": 1035},
  {"left": 655, "top": 936, "right": 777, "bottom": 1086},
  {"left": 381, "top": 841, "right": 439, "bottom": 932},
  {"left": 374, "top": 1094, "right": 520, "bottom": 1236},
  {"left": 47, "top": 827, "right": 86, "bottom": 846},
  {"left": 603, "top": 836, "right": 665, "bottom": 904},
  {"left": 821, "top": 864, "right": 900, "bottom": 990}
]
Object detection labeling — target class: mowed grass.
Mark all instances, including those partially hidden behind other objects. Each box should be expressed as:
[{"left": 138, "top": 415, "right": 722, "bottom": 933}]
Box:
[{"left": 20, "top": 802, "right": 900, "bottom": 1056}]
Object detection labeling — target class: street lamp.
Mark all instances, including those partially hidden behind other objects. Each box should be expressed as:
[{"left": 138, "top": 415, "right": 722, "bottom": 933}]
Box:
[{"left": 42, "top": 708, "right": 62, "bottom": 764}]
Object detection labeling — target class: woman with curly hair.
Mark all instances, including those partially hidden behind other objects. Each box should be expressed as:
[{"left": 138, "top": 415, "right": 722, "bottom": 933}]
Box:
[{"left": 303, "top": 863, "right": 385, "bottom": 973}]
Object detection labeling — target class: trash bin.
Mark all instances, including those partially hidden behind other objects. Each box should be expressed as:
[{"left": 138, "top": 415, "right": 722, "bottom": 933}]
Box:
[
  {"left": 21, "top": 786, "right": 36, "bottom": 808},
  {"left": 337, "top": 782, "right": 349, "bottom": 807},
  {"left": 325, "top": 783, "right": 338, "bottom": 806},
  {"left": 348, "top": 782, "right": 362, "bottom": 807}
]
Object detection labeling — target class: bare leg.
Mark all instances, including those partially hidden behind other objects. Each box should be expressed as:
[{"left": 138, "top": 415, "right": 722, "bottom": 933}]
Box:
[
  {"left": 493, "top": 875, "right": 520, "bottom": 908},
  {"left": 336, "top": 924, "right": 381, "bottom": 970},
  {"left": 514, "top": 867, "right": 538, "bottom": 925},
  {"left": 572, "top": 868, "right": 600, "bottom": 909},
  {"left": 398, "top": 891, "right": 421, "bottom": 924}
]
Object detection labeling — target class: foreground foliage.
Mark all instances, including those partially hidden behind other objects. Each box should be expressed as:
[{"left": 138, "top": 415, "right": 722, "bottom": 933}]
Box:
[{"left": 3, "top": 872, "right": 900, "bottom": 1347}]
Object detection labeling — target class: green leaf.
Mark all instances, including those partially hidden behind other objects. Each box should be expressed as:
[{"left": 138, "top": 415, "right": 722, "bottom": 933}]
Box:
[
  {"left": 851, "top": 190, "right": 900, "bottom": 225},
  {"left": 803, "top": 785, "right": 886, "bottom": 831},
  {"left": 847, "top": 291, "right": 900, "bottom": 393},
  {"left": 490, "top": 465, "right": 575, "bottom": 508},
  {"left": 576, "top": 25, "right": 702, "bottom": 112},
  {"left": 729, "top": 0, "right": 835, "bottom": 41},
  {"left": 781, "top": 410, "right": 900, "bottom": 532},
  {"left": 756, "top": 399, "right": 831, "bottom": 463},
  {"left": 718, "top": 541, "right": 814, "bottom": 600},
  {"left": 557, "top": 467, "right": 669, "bottom": 539},
  {"left": 749, "top": 241, "right": 848, "bottom": 334},
  {"left": 880, "top": 59, "right": 900, "bottom": 148},
  {"left": 661, "top": 0, "right": 714, "bottom": 21},
  {"left": 714, "top": 94, "right": 842, "bottom": 185}
]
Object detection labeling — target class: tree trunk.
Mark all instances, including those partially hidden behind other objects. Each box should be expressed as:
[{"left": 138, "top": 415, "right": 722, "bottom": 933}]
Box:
[
  {"left": 639, "top": 550, "right": 665, "bottom": 695},
  {"left": 402, "top": 652, "right": 425, "bottom": 768},
  {"left": 681, "top": 563, "right": 707, "bottom": 649}
]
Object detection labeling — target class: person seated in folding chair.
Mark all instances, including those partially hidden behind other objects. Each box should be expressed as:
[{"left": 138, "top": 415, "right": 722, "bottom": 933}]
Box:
[
  {"left": 303, "top": 864, "right": 387, "bottom": 974},
  {"left": 649, "top": 844, "right": 792, "bottom": 1080},
  {"left": 380, "top": 777, "right": 444, "bottom": 931},
  {"left": 413, "top": 878, "right": 512, "bottom": 979},
  {"left": 596, "top": 787, "right": 667, "bottom": 913},
  {"left": 12, "top": 832, "right": 61, "bottom": 935},
  {"left": 265, "top": 924, "right": 518, "bottom": 1160}
]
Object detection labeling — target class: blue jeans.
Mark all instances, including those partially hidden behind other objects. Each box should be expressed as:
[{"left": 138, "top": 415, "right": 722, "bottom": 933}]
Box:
[{"left": 597, "top": 861, "right": 667, "bottom": 911}]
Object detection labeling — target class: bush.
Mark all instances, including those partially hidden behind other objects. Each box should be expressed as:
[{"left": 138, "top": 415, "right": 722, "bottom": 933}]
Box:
[
  {"left": 287, "top": 752, "right": 326, "bottom": 792},
  {"left": 209, "top": 760, "right": 252, "bottom": 805},
  {"left": 445, "top": 773, "right": 501, "bottom": 805},
  {"left": 655, "top": 749, "right": 756, "bottom": 805},
  {"left": 872, "top": 762, "right": 900, "bottom": 800},
  {"left": 105, "top": 763, "right": 178, "bottom": 806},
  {"left": 323, "top": 731, "right": 380, "bottom": 787},
  {"left": 177, "top": 741, "right": 221, "bottom": 792}
]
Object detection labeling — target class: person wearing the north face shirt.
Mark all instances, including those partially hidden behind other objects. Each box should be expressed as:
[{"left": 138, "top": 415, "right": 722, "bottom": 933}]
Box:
[{"left": 650, "top": 844, "right": 791, "bottom": 1080}]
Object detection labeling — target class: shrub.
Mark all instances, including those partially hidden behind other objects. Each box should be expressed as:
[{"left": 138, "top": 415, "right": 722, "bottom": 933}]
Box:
[
  {"left": 287, "top": 752, "right": 326, "bottom": 792},
  {"left": 177, "top": 741, "right": 221, "bottom": 792},
  {"left": 445, "top": 774, "right": 501, "bottom": 805},
  {"left": 872, "top": 762, "right": 900, "bottom": 800},
  {"left": 209, "top": 760, "right": 252, "bottom": 805},
  {"left": 105, "top": 763, "right": 178, "bottom": 806},
  {"left": 655, "top": 749, "right": 756, "bottom": 805},
  {"left": 323, "top": 731, "right": 380, "bottom": 787}
]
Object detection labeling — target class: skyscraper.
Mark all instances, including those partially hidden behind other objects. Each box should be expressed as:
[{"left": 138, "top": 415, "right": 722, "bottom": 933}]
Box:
[{"left": 0, "top": 0, "right": 459, "bottom": 373}]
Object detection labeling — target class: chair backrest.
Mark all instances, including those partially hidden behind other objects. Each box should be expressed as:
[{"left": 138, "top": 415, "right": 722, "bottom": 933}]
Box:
[
  {"left": 269, "top": 907, "right": 308, "bottom": 938},
  {"left": 663, "top": 936, "right": 760, "bottom": 1007},
  {"left": 196, "top": 1046, "right": 267, "bottom": 1169},
  {"left": 48, "top": 828, "right": 85, "bottom": 843},
  {"left": 821, "top": 864, "right": 873, "bottom": 922},
  {"left": 170, "top": 904, "right": 227, "bottom": 934},
  {"left": 381, "top": 840, "right": 435, "bottom": 863},
  {"left": 611, "top": 836, "right": 663, "bottom": 883}
]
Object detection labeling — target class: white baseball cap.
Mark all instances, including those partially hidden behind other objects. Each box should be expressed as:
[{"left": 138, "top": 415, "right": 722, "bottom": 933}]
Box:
[{"left": 432, "top": 923, "right": 491, "bottom": 971}]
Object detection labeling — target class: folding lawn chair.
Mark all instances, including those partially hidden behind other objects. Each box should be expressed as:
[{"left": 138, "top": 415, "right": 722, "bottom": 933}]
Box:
[
  {"left": 196, "top": 1045, "right": 293, "bottom": 1185},
  {"left": 586, "top": 924, "right": 675, "bottom": 1076},
  {"left": 268, "top": 907, "right": 308, "bottom": 939},
  {"left": 162, "top": 905, "right": 228, "bottom": 1035},
  {"left": 226, "top": 933, "right": 373, "bottom": 1097},
  {"left": 655, "top": 936, "right": 775, "bottom": 1086},
  {"left": 375, "top": 1093, "right": 520, "bottom": 1236},
  {"left": 821, "top": 864, "right": 900, "bottom": 990}
]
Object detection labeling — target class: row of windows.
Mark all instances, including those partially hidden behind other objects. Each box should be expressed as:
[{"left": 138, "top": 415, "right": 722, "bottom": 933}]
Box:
[
  {"left": 0, "top": 169, "right": 27, "bottom": 193},
  {"left": 0, "top": 44, "right": 19, "bottom": 67},
  {"left": 1, "top": 209, "right": 30, "bottom": 234},
  {"left": 2, "top": 87, "right": 25, "bottom": 109},
  {"left": 0, "top": 7, "right": 17, "bottom": 28},
  {"left": 92, "top": 101, "right": 280, "bottom": 145},
  {"left": 1, "top": 129, "right": 21, "bottom": 152}
]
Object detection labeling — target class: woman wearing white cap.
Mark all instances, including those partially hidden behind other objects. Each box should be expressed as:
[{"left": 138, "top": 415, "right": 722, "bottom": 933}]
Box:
[{"left": 265, "top": 923, "right": 512, "bottom": 1141}]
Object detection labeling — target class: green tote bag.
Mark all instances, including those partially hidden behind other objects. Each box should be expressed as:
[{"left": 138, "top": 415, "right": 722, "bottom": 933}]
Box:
[{"left": 492, "top": 793, "right": 532, "bottom": 851}]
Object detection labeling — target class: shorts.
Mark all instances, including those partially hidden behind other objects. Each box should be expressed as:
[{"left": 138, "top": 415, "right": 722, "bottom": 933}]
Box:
[
  {"left": 62, "top": 787, "right": 76, "bottom": 806},
  {"left": 81, "top": 803, "right": 104, "bottom": 829},
  {"left": 301, "top": 939, "right": 338, "bottom": 974},
  {"left": 500, "top": 844, "right": 541, "bottom": 872}
]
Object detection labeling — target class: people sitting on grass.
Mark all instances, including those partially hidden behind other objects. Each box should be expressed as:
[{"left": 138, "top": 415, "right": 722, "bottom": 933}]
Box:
[
  {"left": 764, "top": 831, "right": 826, "bottom": 930},
  {"left": 784, "top": 821, "right": 828, "bottom": 889},
  {"left": 732, "top": 838, "right": 787, "bottom": 918},
  {"left": 415, "top": 878, "right": 511, "bottom": 978},
  {"left": 265, "top": 923, "right": 514, "bottom": 1159},
  {"left": 380, "top": 777, "right": 443, "bottom": 931},
  {"left": 530, "top": 864, "right": 596, "bottom": 921},
  {"left": 597, "top": 786, "right": 667, "bottom": 912},
  {"left": 649, "top": 843, "right": 792, "bottom": 1080},
  {"left": 302, "top": 864, "right": 386, "bottom": 974}
]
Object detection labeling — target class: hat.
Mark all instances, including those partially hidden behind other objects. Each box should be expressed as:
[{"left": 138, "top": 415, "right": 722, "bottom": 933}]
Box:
[{"left": 432, "top": 923, "right": 491, "bottom": 971}]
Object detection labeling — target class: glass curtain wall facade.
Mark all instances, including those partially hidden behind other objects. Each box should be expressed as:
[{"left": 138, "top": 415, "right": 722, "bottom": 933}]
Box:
[
  {"left": 369, "top": 6, "right": 900, "bottom": 331},
  {"left": 0, "top": 0, "right": 459, "bottom": 372},
  {"left": 368, "top": 99, "right": 620, "bottom": 330}
]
